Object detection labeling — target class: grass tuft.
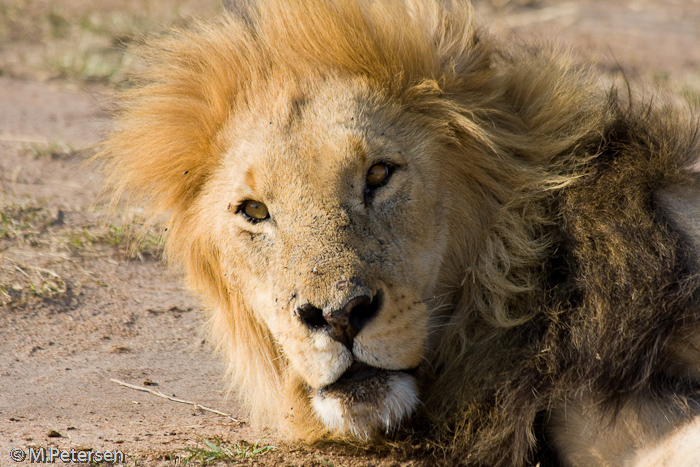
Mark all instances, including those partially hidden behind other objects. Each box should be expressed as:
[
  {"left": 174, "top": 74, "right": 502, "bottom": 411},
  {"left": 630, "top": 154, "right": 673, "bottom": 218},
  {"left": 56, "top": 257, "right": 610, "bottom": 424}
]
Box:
[
  {"left": 0, "top": 200, "right": 54, "bottom": 246},
  {"left": 66, "top": 223, "right": 163, "bottom": 260},
  {"left": 183, "top": 437, "right": 275, "bottom": 466},
  {"left": 30, "top": 140, "right": 75, "bottom": 159},
  {"left": 0, "top": 263, "right": 67, "bottom": 307}
]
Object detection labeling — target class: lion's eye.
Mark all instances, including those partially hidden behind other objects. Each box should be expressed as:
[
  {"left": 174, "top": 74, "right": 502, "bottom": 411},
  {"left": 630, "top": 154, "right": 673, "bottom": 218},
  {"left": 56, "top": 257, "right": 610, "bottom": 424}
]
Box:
[
  {"left": 237, "top": 200, "right": 269, "bottom": 222},
  {"left": 366, "top": 163, "right": 392, "bottom": 189}
]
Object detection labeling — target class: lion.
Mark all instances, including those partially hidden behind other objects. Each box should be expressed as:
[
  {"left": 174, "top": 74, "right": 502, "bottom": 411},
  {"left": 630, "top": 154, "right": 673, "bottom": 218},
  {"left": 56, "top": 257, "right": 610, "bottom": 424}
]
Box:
[{"left": 97, "top": 0, "right": 700, "bottom": 465}]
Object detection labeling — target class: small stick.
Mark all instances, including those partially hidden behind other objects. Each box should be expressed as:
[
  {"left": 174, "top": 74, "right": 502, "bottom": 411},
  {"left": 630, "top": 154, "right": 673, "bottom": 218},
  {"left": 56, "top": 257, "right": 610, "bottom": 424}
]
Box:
[
  {"left": 110, "top": 378, "right": 239, "bottom": 422},
  {"left": 0, "top": 133, "right": 48, "bottom": 144}
]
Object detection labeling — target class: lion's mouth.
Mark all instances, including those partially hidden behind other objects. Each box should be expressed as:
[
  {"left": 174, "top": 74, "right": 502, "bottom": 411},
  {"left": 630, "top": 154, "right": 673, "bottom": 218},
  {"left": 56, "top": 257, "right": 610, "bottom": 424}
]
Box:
[
  {"left": 318, "top": 361, "right": 416, "bottom": 398},
  {"left": 311, "top": 361, "right": 420, "bottom": 437},
  {"left": 334, "top": 361, "right": 379, "bottom": 382}
]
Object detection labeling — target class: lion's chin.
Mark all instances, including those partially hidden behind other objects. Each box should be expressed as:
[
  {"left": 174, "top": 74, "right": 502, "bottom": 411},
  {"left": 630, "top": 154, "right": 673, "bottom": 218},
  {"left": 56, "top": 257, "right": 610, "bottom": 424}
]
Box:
[{"left": 310, "top": 362, "right": 419, "bottom": 440}]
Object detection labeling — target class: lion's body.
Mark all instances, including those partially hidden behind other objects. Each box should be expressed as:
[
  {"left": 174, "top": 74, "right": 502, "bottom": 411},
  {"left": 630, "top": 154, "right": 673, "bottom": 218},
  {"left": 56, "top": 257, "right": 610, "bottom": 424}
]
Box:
[{"left": 99, "top": 1, "right": 700, "bottom": 465}]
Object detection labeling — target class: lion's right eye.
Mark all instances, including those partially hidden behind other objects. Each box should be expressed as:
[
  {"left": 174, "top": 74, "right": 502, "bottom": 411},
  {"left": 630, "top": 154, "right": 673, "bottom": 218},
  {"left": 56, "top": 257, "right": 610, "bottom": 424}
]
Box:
[{"left": 237, "top": 200, "right": 270, "bottom": 223}]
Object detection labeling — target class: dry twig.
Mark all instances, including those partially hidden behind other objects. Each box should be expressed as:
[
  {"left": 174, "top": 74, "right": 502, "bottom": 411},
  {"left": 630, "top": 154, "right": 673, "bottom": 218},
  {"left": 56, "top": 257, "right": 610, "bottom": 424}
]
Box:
[{"left": 110, "top": 378, "right": 239, "bottom": 422}]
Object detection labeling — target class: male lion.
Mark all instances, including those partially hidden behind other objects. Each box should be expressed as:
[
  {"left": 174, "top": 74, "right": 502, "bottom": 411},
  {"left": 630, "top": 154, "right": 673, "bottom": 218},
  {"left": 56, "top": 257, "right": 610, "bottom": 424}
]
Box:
[{"left": 99, "top": 0, "right": 700, "bottom": 465}]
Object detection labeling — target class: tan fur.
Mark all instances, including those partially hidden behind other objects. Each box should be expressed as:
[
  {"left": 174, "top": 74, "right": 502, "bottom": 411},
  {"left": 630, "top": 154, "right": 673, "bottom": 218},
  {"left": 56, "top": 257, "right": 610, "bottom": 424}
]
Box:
[
  {"left": 98, "top": 1, "right": 700, "bottom": 465},
  {"left": 550, "top": 395, "right": 700, "bottom": 467}
]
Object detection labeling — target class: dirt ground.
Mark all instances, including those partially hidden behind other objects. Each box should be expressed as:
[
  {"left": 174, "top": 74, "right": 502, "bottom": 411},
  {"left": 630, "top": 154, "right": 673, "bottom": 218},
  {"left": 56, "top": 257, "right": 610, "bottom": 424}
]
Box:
[{"left": 2, "top": 1, "right": 700, "bottom": 466}]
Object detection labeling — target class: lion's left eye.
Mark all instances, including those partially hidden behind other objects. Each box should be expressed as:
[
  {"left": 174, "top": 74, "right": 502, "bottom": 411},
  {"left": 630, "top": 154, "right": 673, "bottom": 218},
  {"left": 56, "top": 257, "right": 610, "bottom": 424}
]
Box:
[{"left": 366, "top": 163, "right": 393, "bottom": 189}]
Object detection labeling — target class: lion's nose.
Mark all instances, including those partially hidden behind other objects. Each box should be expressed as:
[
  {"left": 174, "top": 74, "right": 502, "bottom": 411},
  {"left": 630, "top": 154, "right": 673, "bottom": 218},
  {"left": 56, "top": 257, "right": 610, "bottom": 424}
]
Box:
[{"left": 296, "top": 293, "right": 381, "bottom": 348}]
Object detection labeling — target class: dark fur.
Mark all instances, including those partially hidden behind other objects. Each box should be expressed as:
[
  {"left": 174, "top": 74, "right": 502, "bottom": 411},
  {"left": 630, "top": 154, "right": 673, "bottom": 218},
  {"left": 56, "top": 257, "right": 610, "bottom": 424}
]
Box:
[{"left": 425, "top": 95, "right": 700, "bottom": 466}]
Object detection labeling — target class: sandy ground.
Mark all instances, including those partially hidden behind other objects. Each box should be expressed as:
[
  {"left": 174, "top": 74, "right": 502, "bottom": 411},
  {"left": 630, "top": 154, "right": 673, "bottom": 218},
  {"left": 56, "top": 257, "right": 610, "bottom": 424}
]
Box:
[{"left": 1, "top": 1, "right": 700, "bottom": 466}]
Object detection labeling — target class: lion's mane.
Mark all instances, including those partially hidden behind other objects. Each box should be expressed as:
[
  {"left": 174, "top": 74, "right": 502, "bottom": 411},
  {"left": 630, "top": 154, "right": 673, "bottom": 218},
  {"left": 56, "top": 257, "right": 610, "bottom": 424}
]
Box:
[{"left": 98, "top": 0, "right": 700, "bottom": 465}]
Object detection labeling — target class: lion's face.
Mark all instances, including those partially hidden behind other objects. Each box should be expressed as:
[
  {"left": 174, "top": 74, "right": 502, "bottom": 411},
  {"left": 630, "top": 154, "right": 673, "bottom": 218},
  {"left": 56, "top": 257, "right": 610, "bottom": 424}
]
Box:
[{"left": 199, "top": 79, "right": 450, "bottom": 437}]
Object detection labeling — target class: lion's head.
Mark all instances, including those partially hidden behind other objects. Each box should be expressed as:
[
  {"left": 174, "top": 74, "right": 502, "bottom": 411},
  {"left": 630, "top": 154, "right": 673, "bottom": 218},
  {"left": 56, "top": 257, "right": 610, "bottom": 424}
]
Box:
[
  {"left": 99, "top": 0, "right": 602, "bottom": 446},
  {"left": 202, "top": 77, "right": 453, "bottom": 437}
]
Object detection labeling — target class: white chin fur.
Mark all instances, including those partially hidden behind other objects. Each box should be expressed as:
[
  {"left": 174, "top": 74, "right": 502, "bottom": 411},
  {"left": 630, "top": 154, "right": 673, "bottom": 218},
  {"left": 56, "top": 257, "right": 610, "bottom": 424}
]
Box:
[{"left": 311, "top": 372, "right": 419, "bottom": 439}]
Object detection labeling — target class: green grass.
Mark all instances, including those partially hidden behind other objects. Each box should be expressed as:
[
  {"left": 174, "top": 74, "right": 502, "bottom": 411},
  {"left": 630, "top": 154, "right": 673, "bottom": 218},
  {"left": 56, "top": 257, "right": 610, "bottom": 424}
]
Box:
[
  {"left": 0, "top": 200, "right": 54, "bottom": 245},
  {"left": 183, "top": 437, "right": 275, "bottom": 466},
  {"left": 66, "top": 223, "right": 163, "bottom": 260},
  {"left": 30, "top": 140, "right": 74, "bottom": 159},
  {"left": 0, "top": 263, "right": 67, "bottom": 307},
  {"left": 0, "top": 198, "right": 160, "bottom": 256}
]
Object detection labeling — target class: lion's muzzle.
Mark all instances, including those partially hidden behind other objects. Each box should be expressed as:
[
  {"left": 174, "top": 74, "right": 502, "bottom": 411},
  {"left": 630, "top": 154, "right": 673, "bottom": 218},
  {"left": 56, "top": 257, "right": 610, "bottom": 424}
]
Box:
[{"left": 292, "top": 287, "right": 421, "bottom": 437}]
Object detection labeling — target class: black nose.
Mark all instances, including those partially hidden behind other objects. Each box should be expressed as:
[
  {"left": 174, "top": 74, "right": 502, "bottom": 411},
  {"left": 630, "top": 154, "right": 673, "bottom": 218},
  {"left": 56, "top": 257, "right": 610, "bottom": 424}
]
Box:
[{"left": 296, "top": 293, "right": 381, "bottom": 348}]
